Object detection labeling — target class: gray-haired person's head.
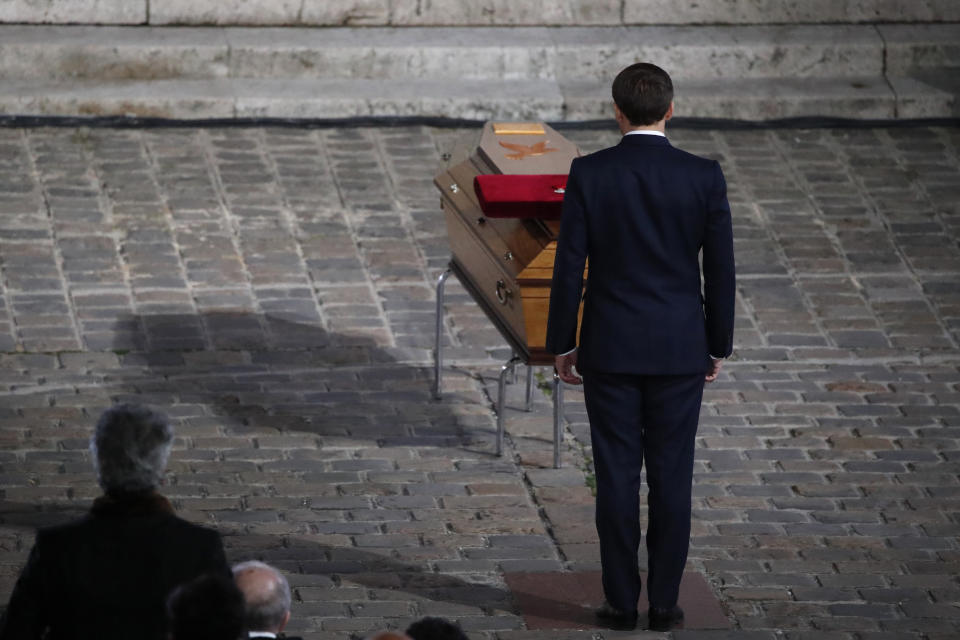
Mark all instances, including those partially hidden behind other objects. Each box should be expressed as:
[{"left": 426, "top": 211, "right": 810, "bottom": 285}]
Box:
[
  {"left": 90, "top": 404, "right": 173, "bottom": 495},
  {"left": 232, "top": 560, "right": 292, "bottom": 633}
]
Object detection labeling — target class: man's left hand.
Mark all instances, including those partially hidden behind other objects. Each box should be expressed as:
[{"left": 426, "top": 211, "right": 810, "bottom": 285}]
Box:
[
  {"left": 705, "top": 357, "right": 723, "bottom": 383},
  {"left": 555, "top": 351, "right": 583, "bottom": 385}
]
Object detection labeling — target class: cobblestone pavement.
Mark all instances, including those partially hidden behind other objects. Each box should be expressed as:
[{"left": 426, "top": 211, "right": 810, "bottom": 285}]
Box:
[{"left": 0, "top": 123, "right": 958, "bottom": 639}]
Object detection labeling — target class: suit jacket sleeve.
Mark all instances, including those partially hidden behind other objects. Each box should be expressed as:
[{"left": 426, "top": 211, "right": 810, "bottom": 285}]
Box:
[
  {"left": 702, "top": 160, "right": 736, "bottom": 358},
  {"left": 0, "top": 538, "right": 48, "bottom": 640},
  {"left": 545, "top": 158, "right": 588, "bottom": 355}
]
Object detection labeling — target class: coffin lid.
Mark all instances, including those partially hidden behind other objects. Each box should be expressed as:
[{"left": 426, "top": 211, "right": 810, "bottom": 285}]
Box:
[{"left": 477, "top": 121, "right": 579, "bottom": 175}]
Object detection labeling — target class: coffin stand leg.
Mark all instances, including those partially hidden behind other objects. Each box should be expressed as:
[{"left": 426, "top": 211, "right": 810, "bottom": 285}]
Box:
[
  {"left": 525, "top": 365, "right": 534, "bottom": 412},
  {"left": 432, "top": 267, "right": 453, "bottom": 400},
  {"left": 497, "top": 356, "right": 523, "bottom": 457},
  {"left": 553, "top": 372, "right": 564, "bottom": 469},
  {"left": 509, "top": 350, "right": 518, "bottom": 384}
]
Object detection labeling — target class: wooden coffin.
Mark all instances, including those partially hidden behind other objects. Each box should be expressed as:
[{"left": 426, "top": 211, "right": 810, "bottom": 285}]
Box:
[{"left": 435, "top": 122, "right": 585, "bottom": 365}]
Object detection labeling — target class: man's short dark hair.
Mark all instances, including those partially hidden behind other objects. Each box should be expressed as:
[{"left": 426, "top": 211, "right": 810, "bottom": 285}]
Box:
[
  {"left": 611, "top": 63, "right": 674, "bottom": 126},
  {"left": 167, "top": 573, "right": 246, "bottom": 640},
  {"left": 406, "top": 616, "right": 468, "bottom": 640}
]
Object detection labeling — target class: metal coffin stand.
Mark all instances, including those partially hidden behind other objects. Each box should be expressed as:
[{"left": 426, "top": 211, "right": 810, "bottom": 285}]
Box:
[{"left": 433, "top": 264, "right": 566, "bottom": 468}]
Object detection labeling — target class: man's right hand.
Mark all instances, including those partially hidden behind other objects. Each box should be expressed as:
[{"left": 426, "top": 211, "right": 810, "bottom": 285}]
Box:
[
  {"left": 705, "top": 357, "right": 723, "bottom": 383},
  {"left": 555, "top": 350, "right": 583, "bottom": 385}
]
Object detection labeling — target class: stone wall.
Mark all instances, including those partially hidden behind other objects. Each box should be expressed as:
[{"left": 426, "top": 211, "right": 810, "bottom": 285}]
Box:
[{"left": 2, "top": 0, "right": 959, "bottom": 25}]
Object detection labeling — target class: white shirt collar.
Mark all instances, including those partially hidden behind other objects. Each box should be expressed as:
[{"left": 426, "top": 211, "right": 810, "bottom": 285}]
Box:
[
  {"left": 248, "top": 633, "right": 277, "bottom": 638},
  {"left": 624, "top": 130, "right": 666, "bottom": 138}
]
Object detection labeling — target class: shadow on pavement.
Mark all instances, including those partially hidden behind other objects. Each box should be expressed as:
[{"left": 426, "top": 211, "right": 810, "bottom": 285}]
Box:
[
  {"left": 109, "top": 311, "right": 495, "bottom": 451},
  {"left": 0, "top": 309, "right": 571, "bottom": 635}
]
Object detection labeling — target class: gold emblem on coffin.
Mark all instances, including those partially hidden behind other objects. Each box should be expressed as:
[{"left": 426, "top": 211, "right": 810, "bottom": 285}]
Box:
[
  {"left": 498, "top": 140, "right": 560, "bottom": 161},
  {"left": 492, "top": 122, "right": 546, "bottom": 135}
]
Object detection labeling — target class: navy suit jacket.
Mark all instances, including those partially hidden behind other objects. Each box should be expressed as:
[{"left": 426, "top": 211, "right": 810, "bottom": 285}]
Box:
[{"left": 545, "top": 133, "right": 735, "bottom": 375}]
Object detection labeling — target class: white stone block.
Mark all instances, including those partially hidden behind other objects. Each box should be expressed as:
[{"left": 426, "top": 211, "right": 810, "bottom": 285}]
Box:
[
  {"left": 557, "top": 81, "right": 615, "bottom": 121},
  {"left": 561, "top": 76, "right": 897, "bottom": 120},
  {"left": 417, "top": 79, "right": 565, "bottom": 120},
  {"left": 226, "top": 27, "right": 559, "bottom": 80},
  {"left": 622, "top": 0, "right": 960, "bottom": 24},
  {"left": 390, "top": 0, "right": 620, "bottom": 25},
  {"left": 6, "top": 74, "right": 953, "bottom": 120},
  {"left": 234, "top": 77, "right": 565, "bottom": 120},
  {"left": 5, "top": 0, "right": 960, "bottom": 26},
  {"left": 889, "top": 75, "right": 957, "bottom": 118},
  {"left": 0, "top": 26, "right": 229, "bottom": 80},
  {"left": 880, "top": 24, "right": 960, "bottom": 74},
  {"left": 149, "top": 0, "right": 301, "bottom": 25},
  {"left": 234, "top": 79, "right": 373, "bottom": 118},
  {"left": 227, "top": 28, "right": 418, "bottom": 79},
  {"left": 551, "top": 26, "right": 883, "bottom": 81},
  {"left": 677, "top": 77, "right": 896, "bottom": 119},
  {"left": 2, "top": 79, "right": 235, "bottom": 118},
  {"left": 0, "top": 0, "right": 145, "bottom": 24},
  {"left": 868, "top": 0, "right": 960, "bottom": 22},
  {"left": 300, "top": 0, "right": 389, "bottom": 25},
  {"left": 224, "top": 25, "right": 883, "bottom": 82}
]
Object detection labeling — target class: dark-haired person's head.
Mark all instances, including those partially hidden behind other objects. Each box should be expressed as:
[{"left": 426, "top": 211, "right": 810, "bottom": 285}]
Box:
[
  {"left": 406, "top": 616, "right": 468, "bottom": 640},
  {"left": 167, "top": 573, "right": 246, "bottom": 640},
  {"left": 611, "top": 63, "right": 674, "bottom": 127}
]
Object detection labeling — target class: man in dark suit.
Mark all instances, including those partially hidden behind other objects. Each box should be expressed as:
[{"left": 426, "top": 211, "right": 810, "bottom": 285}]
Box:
[
  {"left": 0, "top": 404, "right": 231, "bottom": 640},
  {"left": 546, "top": 62, "right": 735, "bottom": 632}
]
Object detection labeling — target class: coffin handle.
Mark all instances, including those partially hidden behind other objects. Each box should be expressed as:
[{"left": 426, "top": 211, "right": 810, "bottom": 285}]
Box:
[{"left": 495, "top": 279, "right": 512, "bottom": 305}]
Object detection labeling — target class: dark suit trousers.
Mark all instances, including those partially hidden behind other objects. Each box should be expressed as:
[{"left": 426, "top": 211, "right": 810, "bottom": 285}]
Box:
[{"left": 583, "top": 370, "right": 705, "bottom": 611}]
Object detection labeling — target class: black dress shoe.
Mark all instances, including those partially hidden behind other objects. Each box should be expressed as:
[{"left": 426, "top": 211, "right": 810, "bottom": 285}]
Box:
[
  {"left": 648, "top": 605, "right": 684, "bottom": 631},
  {"left": 595, "top": 601, "right": 638, "bottom": 630}
]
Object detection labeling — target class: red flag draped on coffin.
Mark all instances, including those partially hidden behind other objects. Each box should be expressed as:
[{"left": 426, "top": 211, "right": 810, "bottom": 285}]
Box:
[{"left": 473, "top": 174, "right": 568, "bottom": 219}]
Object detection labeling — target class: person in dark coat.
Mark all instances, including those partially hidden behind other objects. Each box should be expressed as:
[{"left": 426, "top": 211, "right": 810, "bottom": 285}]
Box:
[
  {"left": 546, "top": 62, "right": 736, "bottom": 631},
  {"left": 0, "top": 404, "right": 231, "bottom": 640},
  {"left": 406, "top": 616, "right": 468, "bottom": 640},
  {"left": 167, "top": 573, "right": 246, "bottom": 640}
]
